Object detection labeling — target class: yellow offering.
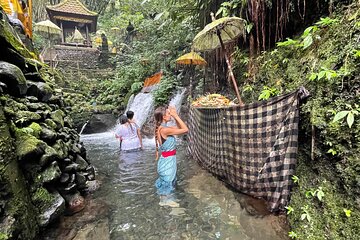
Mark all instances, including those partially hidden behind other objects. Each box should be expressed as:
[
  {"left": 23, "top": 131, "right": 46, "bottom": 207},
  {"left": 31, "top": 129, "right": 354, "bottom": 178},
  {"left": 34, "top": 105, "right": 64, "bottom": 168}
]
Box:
[{"left": 191, "top": 94, "right": 235, "bottom": 107}]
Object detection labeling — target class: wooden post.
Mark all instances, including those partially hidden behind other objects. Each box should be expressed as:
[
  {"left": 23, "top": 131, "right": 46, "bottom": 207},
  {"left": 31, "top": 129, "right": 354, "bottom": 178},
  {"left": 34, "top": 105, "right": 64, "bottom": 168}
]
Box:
[
  {"left": 60, "top": 22, "right": 64, "bottom": 43},
  {"left": 86, "top": 25, "right": 89, "bottom": 46}
]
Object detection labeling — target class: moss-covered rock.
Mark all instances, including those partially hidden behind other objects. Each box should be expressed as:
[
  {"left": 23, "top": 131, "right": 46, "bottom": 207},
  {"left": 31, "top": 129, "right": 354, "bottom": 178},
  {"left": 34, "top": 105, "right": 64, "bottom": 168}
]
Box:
[
  {"left": 0, "top": 61, "right": 27, "bottom": 97},
  {"left": 16, "top": 134, "right": 46, "bottom": 162},
  {"left": 0, "top": 106, "right": 38, "bottom": 239},
  {"left": 26, "top": 81, "right": 53, "bottom": 102},
  {"left": 44, "top": 119, "right": 57, "bottom": 130},
  {"left": 28, "top": 122, "right": 42, "bottom": 138},
  {"left": 50, "top": 109, "right": 65, "bottom": 129},
  {"left": 37, "top": 162, "right": 61, "bottom": 184},
  {"left": 39, "top": 145, "right": 60, "bottom": 167}
]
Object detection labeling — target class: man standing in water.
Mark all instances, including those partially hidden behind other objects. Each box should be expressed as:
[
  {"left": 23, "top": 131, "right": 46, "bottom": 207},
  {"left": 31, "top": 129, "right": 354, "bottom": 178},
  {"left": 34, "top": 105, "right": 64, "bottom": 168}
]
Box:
[{"left": 126, "top": 111, "right": 143, "bottom": 150}]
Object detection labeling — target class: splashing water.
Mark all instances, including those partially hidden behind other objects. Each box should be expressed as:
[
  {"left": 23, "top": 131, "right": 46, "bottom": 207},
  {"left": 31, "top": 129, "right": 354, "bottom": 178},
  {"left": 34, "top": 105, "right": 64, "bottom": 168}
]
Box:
[{"left": 126, "top": 92, "right": 154, "bottom": 128}]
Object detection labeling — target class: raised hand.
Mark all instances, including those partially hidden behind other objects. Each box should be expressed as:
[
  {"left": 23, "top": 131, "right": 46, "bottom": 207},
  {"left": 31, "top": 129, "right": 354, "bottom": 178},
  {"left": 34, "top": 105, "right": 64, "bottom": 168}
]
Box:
[{"left": 168, "top": 106, "right": 178, "bottom": 117}]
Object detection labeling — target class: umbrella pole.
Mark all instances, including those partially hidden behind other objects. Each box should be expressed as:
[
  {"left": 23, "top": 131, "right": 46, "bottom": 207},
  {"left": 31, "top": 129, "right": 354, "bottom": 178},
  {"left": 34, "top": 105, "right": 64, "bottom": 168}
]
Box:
[{"left": 216, "top": 31, "right": 243, "bottom": 106}]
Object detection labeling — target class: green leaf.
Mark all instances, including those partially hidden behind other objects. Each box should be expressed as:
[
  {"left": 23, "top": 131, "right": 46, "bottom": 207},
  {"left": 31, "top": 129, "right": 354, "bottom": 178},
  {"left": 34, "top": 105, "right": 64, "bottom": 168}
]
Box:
[
  {"left": 316, "top": 188, "right": 324, "bottom": 201},
  {"left": 292, "top": 175, "right": 299, "bottom": 183},
  {"left": 285, "top": 206, "right": 294, "bottom": 215},
  {"left": 309, "top": 73, "right": 317, "bottom": 81},
  {"left": 303, "top": 35, "right": 313, "bottom": 49},
  {"left": 318, "top": 70, "right": 326, "bottom": 80},
  {"left": 347, "top": 112, "right": 354, "bottom": 128},
  {"left": 327, "top": 149, "right": 337, "bottom": 155},
  {"left": 344, "top": 209, "right": 351, "bottom": 217},
  {"left": 289, "top": 231, "right": 298, "bottom": 239},
  {"left": 333, "top": 111, "right": 349, "bottom": 122}
]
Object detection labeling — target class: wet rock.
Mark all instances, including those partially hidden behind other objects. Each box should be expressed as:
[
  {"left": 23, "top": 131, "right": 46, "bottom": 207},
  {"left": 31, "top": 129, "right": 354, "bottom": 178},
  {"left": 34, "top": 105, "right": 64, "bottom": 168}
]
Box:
[
  {"left": 69, "top": 173, "right": 75, "bottom": 183},
  {"left": 26, "top": 102, "right": 51, "bottom": 112},
  {"left": 75, "top": 173, "right": 87, "bottom": 189},
  {"left": 236, "top": 194, "right": 270, "bottom": 217},
  {"left": 0, "top": 61, "right": 27, "bottom": 97},
  {"left": 39, "top": 145, "right": 60, "bottom": 167},
  {"left": 72, "top": 219, "right": 110, "bottom": 240},
  {"left": 25, "top": 96, "right": 39, "bottom": 102},
  {"left": 63, "top": 163, "right": 80, "bottom": 173},
  {"left": 60, "top": 173, "right": 70, "bottom": 184},
  {"left": 26, "top": 81, "right": 53, "bottom": 102},
  {"left": 52, "top": 139, "right": 69, "bottom": 160},
  {"left": 85, "top": 166, "right": 96, "bottom": 181},
  {"left": 75, "top": 155, "right": 88, "bottom": 170},
  {"left": 64, "top": 192, "right": 85, "bottom": 215},
  {"left": 40, "top": 126, "right": 57, "bottom": 143},
  {"left": 64, "top": 116, "right": 74, "bottom": 128},
  {"left": 81, "top": 114, "right": 116, "bottom": 134},
  {"left": 38, "top": 191, "right": 65, "bottom": 227},
  {"left": 50, "top": 109, "right": 65, "bottom": 129},
  {"left": 64, "top": 183, "right": 77, "bottom": 192},
  {"left": 38, "top": 161, "right": 61, "bottom": 183},
  {"left": 84, "top": 180, "right": 100, "bottom": 193},
  {"left": 79, "top": 143, "right": 87, "bottom": 160}
]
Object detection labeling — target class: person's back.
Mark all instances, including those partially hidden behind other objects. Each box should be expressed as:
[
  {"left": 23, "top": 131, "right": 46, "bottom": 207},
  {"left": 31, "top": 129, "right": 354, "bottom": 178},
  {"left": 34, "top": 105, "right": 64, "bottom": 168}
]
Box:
[
  {"left": 126, "top": 110, "right": 143, "bottom": 149},
  {"left": 116, "top": 122, "right": 141, "bottom": 151}
]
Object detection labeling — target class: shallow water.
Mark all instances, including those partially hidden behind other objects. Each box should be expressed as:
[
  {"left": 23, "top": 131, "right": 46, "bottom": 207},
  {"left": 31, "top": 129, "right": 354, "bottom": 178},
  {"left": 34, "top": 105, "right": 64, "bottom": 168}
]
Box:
[{"left": 44, "top": 132, "right": 288, "bottom": 239}]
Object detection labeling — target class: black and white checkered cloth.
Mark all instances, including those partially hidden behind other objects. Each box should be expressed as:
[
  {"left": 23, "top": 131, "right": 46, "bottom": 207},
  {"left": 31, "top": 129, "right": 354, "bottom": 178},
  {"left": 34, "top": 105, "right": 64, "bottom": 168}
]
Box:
[{"left": 188, "top": 87, "right": 309, "bottom": 212}]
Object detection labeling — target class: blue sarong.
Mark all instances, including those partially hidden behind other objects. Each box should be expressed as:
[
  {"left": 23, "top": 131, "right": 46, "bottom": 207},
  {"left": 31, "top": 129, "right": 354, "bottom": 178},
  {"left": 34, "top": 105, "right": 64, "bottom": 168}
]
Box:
[{"left": 155, "top": 136, "right": 177, "bottom": 195}]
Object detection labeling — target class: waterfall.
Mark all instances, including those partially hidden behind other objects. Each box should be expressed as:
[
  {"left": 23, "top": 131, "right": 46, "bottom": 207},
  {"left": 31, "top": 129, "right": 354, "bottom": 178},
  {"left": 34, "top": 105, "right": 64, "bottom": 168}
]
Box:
[
  {"left": 126, "top": 92, "right": 154, "bottom": 128},
  {"left": 169, "top": 88, "right": 186, "bottom": 112},
  {"left": 167, "top": 88, "right": 186, "bottom": 127},
  {"left": 124, "top": 88, "right": 186, "bottom": 129},
  {"left": 79, "top": 120, "right": 89, "bottom": 135}
]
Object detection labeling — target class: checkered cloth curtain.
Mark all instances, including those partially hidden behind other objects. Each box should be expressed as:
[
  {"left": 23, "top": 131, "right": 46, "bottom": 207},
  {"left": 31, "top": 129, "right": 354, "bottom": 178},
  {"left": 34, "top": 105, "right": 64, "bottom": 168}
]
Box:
[{"left": 188, "top": 87, "right": 309, "bottom": 212}]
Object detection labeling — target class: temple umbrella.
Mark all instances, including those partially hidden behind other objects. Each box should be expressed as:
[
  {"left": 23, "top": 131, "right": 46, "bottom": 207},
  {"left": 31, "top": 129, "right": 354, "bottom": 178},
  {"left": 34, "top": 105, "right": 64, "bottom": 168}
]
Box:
[
  {"left": 72, "top": 28, "right": 85, "bottom": 44},
  {"left": 96, "top": 29, "right": 105, "bottom": 35},
  {"left": 111, "top": 27, "right": 120, "bottom": 32},
  {"left": 34, "top": 20, "right": 61, "bottom": 39},
  {"left": 176, "top": 51, "right": 207, "bottom": 97},
  {"left": 34, "top": 20, "right": 62, "bottom": 68},
  {"left": 192, "top": 13, "right": 246, "bottom": 105}
]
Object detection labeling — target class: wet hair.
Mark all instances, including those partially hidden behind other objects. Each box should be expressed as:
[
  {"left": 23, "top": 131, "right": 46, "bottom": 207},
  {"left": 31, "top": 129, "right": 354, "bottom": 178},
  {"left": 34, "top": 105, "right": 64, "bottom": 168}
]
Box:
[
  {"left": 154, "top": 106, "right": 166, "bottom": 148},
  {"left": 119, "top": 115, "right": 128, "bottom": 124},
  {"left": 126, "top": 110, "right": 134, "bottom": 120}
]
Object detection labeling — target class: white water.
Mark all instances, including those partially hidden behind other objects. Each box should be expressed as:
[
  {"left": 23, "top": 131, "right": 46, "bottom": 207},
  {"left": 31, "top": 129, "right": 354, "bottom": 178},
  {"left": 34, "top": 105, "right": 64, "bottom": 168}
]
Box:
[
  {"left": 126, "top": 92, "right": 154, "bottom": 128},
  {"left": 169, "top": 88, "right": 186, "bottom": 113},
  {"left": 125, "top": 88, "right": 187, "bottom": 129},
  {"left": 79, "top": 120, "right": 89, "bottom": 135},
  {"left": 167, "top": 88, "right": 186, "bottom": 127}
]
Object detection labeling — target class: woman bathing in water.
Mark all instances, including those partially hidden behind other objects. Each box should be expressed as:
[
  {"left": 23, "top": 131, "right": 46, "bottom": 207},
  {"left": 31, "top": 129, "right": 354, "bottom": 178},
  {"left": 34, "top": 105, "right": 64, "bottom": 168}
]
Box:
[
  {"left": 115, "top": 115, "right": 143, "bottom": 152},
  {"left": 154, "top": 105, "right": 188, "bottom": 207}
]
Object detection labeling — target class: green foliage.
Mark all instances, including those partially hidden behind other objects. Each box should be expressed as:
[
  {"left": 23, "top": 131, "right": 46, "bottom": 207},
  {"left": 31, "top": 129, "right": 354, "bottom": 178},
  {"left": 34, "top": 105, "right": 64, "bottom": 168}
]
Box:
[
  {"left": 276, "top": 38, "right": 300, "bottom": 47},
  {"left": 332, "top": 104, "right": 360, "bottom": 128},
  {"left": 234, "top": 5, "right": 360, "bottom": 239},
  {"left": 292, "top": 175, "right": 299, "bottom": 184},
  {"left": 316, "top": 17, "right": 339, "bottom": 27},
  {"left": 258, "top": 86, "right": 279, "bottom": 101},
  {"left": 285, "top": 206, "right": 294, "bottom": 215},
  {"left": 288, "top": 231, "right": 298, "bottom": 239},
  {"left": 343, "top": 209, "right": 352, "bottom": 218},
  {"left": 95, "top": 0, "right": 196, "bottom": 110},
  {"left": 153, "top": 72, "right": 178, "bottom": 107}
]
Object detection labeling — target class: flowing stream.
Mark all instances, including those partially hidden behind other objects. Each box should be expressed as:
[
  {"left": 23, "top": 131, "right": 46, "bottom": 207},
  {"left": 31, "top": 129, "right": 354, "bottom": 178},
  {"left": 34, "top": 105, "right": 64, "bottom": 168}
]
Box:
[
  {"left": 42, "top": 90, "right": 288, "bottom": 239},
  {"left": 41, "top": 131, "right": 288, "bottom": 239}
]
